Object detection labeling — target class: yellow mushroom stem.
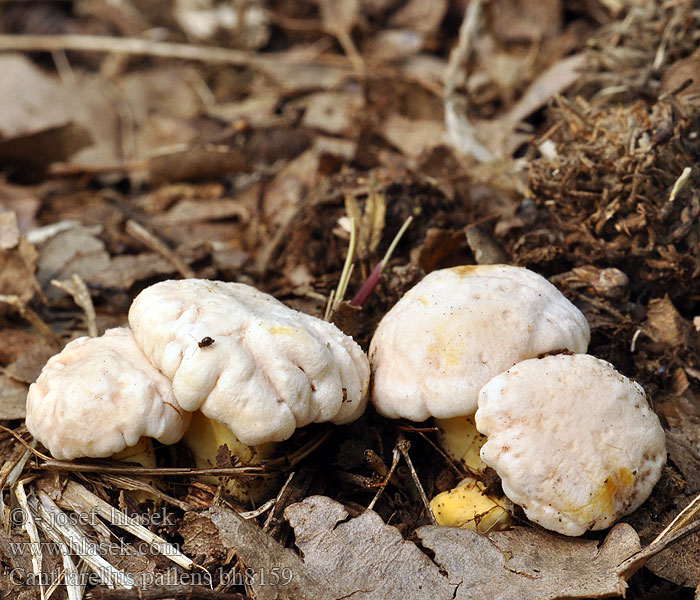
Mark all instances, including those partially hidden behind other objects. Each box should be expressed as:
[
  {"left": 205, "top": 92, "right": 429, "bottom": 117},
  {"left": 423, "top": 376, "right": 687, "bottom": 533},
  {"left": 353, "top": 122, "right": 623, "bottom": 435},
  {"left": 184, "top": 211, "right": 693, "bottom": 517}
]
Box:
[
  {"left": 111, "top": 437, "right": 158, "bottom": 504},
  {"left": 112, "top": 437, "right": 156, "bottom": 468},
  {"left": 182, "top": 410, "right": 278, "bottom": 504},
  {"left": 431, "top": 415, "right": 512, "bottom": 533},
  {"left": 435, "top": 415, "right": 488, "bottom": 473}
]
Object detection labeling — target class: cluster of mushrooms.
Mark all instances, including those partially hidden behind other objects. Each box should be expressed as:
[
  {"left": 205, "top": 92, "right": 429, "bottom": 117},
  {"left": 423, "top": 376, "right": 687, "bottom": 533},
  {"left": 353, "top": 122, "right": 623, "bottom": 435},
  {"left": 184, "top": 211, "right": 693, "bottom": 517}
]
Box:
[{"left": 26, "top": 265, "right": 666, "bottom": 537}]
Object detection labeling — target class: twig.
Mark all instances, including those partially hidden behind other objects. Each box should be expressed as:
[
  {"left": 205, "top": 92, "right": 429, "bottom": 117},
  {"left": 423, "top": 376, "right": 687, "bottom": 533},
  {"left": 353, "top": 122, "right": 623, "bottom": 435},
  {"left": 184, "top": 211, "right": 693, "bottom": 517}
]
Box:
[
  {"left": 443, "top": 0, "right": 493, "bottom": 161},
  {"left": 51, "top": 274, "right": 98, "bottom": 337},
  {"left": 60, "top": 481, "right": 194, "bottom": 570},
  {"left": 396, "top": 435, "right": 437, "bottom": 525},
  {"left": 15, "top": 483, "right": 46, "bottom": 600},
  {"left": 415, "top": 430, "right": 464, "bottom": 478},
  {"left": 0, "top": 33, "right": 346, "bottom": 69},
  {"left": 263, "top": 471, "right": 295, "bottom": 532},
  {"left": 617, "top": 516, "right": 700, "bottom": 580},
  {"left": 651, "top": 490, "right": 700, "bottom": 545},
  {"left": 36, "top": 461, "right": 269, "bottom": 477},
  {"left": 0, "top": 425, "right": 52, "bottom": 461},
  {"left": 125, "top": 219, "right": 195, "bottom": 279},
  {"left": 31, "top": 492, "right": 133, "bottom": 588},
  {"left": 0, "top": 294, "right": 62, "bottom": 347},
  {"left": 98, "top": 474, "right": 192, "bottom": 511},
  {"left": 36, "top": 429, "right": 333, "bottom": 477},
  {"left": 366, "top": 444, "right": 401, "bottom": 512},
  {"left": 0, "top": 443, "right": 33, "bottom": 491},
  {"left": 668, "top": 166, "right": 692, "bottom": 202},
  {"left": 240, "top": 498, "right": 276, "bottom": 520}
]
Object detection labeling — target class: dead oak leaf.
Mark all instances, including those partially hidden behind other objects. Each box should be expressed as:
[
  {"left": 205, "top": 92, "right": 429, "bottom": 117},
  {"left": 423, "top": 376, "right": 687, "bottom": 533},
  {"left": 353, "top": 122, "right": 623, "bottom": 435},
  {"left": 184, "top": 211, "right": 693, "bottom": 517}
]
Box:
[
  {"left": 285, "top": 495, "right": 453, "bottom": 599},
  {"left": 287, "top": 496, "right": 639, "bottom": 600},
  {"left": 417, "top": 522, "right": 640, "bottom": 600},
  {"left": 196, "top": 495, "right": 645, "bottom": 600}
]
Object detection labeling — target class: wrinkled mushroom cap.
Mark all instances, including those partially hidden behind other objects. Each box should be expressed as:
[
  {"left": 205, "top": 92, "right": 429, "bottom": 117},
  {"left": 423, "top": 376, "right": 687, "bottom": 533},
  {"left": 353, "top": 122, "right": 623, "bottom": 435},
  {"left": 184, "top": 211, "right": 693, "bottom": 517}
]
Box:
[
  {"left": 475, "top": 354, "right": 667, "bottom": 536},
  {"left": 26, "top": 328, "right": 190, "bottom": 461},
  {"left": 128, "top": 279, "right": 370, "bottom": 446},
  {"left": 369, "top": 265, "right": 590, "bottom": 420}
]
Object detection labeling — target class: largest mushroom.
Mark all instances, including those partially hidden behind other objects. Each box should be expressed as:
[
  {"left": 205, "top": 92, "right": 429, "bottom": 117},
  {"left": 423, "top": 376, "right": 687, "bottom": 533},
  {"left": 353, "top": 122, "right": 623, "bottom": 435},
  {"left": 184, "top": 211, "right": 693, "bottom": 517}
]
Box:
[{"left": 128, "top": 278, "right": 370, "bottom": 501}]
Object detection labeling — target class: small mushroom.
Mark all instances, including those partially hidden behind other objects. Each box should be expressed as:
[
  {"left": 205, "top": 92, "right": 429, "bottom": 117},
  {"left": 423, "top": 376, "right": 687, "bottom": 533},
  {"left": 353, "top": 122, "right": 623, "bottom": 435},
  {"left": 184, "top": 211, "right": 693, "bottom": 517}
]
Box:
[
  {"left": 475, "top": 353, "right": 667, "bottom": 536},
  {"left": 369, "top": 264, "right": 590, "bottom": 530},
  {"left": 128, "top": 279, "right": 370, "bottom": 501},
  {"left": 26, "top": 328, "right": 190, "bottom": 465}
]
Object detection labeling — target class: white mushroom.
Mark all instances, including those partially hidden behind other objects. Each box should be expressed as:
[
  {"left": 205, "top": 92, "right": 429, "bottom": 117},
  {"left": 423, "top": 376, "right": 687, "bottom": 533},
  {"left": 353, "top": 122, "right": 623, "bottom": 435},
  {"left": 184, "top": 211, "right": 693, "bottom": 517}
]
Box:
[
  {"left": 370, "top": 264, "right": 590, "bottom": 422},
  {"left": 370, "top": 264, "right": 589, "bottom": 531},
  {"left": 128, "top": 279, "right": 370, "bottom": 499},
  {"left": 475, "top": 353, "right": 667, "bottom": 536},
  {"left": 26, "top": 327, "right": 190, "bottom": 463}
]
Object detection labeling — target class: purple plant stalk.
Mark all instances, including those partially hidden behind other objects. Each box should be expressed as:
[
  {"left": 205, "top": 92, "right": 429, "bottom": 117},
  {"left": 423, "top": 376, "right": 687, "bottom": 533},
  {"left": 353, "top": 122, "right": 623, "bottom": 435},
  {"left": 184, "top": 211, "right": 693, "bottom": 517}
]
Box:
[
  {"left": 350, "top": 261, "right": 382, "bottom": 307},
  {"left": 349, "top": 216, "right": 413, "bottom": 308}
]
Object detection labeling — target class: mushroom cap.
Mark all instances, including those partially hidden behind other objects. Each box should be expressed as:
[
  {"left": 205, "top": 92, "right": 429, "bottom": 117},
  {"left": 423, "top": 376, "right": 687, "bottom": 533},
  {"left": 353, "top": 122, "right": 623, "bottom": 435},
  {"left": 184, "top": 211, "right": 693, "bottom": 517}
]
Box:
[
  {"left": 369, "top": 265, "right": 590, "bottom": 420},
  {"left": 26, "top": 328, "right": 190, "bottom": 461},
  {"left": 128, "top": 279, "right": 370, "bottom": 446},
  {"left": 475, "top": 354, "right": 667, "bottom": 536}
]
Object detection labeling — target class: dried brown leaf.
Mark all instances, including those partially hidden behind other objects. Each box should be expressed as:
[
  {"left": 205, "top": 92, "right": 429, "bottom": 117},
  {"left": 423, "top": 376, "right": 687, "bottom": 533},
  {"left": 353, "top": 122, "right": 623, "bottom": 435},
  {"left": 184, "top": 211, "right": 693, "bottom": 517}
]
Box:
[
  {"left": 86, "top": 253, "right": 177, "bottom": 290},
  {"left": 489, "top": 0, "right": 562, "bottom": 43},
  {"left": 389, "top": 0, "right": 448, "bottom": 38},
  {"left": 417, "top": 521, "right": 640, "bottom": 599},
  {"left": 0, "top": 374, "right": 28, "bottom": 420},
  {"left": 659, "top": 55, "right": 700, "bottom": 100},
  {"left": 148, "top": 146, "right": 249, "bottom": 185},
  {"left": 278, "top": 496, "right": 649, "bottom": 600},
  {"left": 285, "top": 496, "right": 453, "bottom": 599},
  {"left": 299, "top": 91, "right": 363, "bottom": 136},
  {"left": 646, "top": 295, "right": 691, "bottom": 347},
  {"left": 35, "top": 222, "right": 110, "bottom": 298},
  {"left": 0, "top": 122, "right": 93, "bottom": 182},
  {"left": 0, "top": 212, "right": 40, "bottom": 306}
]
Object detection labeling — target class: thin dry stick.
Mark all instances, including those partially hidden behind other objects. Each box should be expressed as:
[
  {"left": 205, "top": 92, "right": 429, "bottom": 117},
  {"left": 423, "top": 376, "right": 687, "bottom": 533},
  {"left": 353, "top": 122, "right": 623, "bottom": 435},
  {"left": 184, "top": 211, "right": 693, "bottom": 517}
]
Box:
[
  {"left": 240, "top": 498, "right": 275, "bottom": 520},
  {"left": 0, "top": 443, "right": 35, "bottom": 491},
  {"left": 396, "top": 435, "right": 437, "bottom": 525},
  {"left": 33, "top": 492, "right": 132, "bottom": 588},
  {"left": 37, "top": 429, "right": 332, "bottom": 477},
  {"left": 60, "top": 481, "right": 194, "bottom": 570},
  {"left": 263, "top": 471, "right": 295, "bottom": 532},
  {"left": 0, "top": 425, "right": 52, "bottom": 461},
  {"left": 0, "top": 33, "right": 260, "bottom": 67},
  {"left": 51, "top": 274, "right": 98, "bottom": 337},
  {"left": 444, "top": 0, "right": 493, "bottom": 162},
  {"left": 125, "top": 219, "right": 195, "bottom": 279},
  {"left": 98, "top": 474, "right": 191, "bottom": 511},
  {"left": 38, "top": 461, "right": 267, "bottom": 477},
  {"left": 0, "top": 33, "right": 353, "bottom": 67},
  {"left": 617, "top": 516, "right": 700, "bottom": 580},
  {"left": 0, "top": 294, "right": 62, "bottom": 347},
  {"left": 324, "top": 216, "right": 356, "bottom": 320},
  {"left": 15, "top": 483, "right": 47, "bottom": 600},
  {"left": 366, "top": 443, "right": 402, "bottom": 512},
  {"left": 651, "top": 490, "right": 700, "bottom": 545}
]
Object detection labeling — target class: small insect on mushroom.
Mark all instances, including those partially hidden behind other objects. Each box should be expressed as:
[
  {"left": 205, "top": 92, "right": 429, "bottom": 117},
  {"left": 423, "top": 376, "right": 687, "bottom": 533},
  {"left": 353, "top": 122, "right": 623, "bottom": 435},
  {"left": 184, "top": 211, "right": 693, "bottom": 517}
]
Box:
[{"left": 198, "top": 336, "right": 215, "bottom": 348}]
